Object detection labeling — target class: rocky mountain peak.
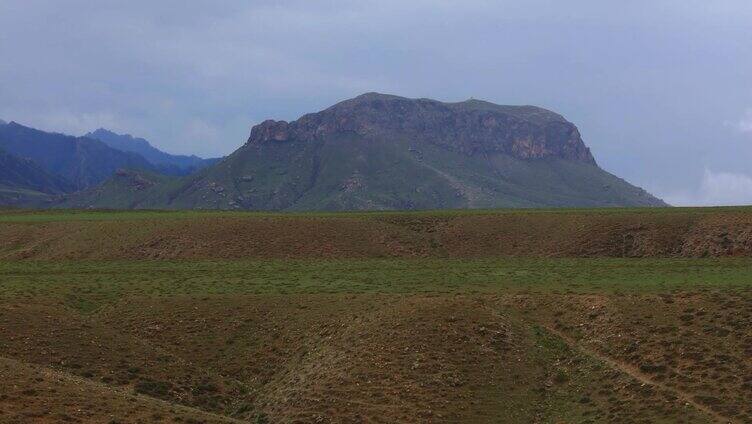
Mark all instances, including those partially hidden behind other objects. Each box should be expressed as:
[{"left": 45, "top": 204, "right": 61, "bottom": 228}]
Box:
[
  {"left": 86, "top": 129, "right": 152, "bottom": 150},
  {"left": 247, "top": 93, "right": 595, "bottom": 164}
]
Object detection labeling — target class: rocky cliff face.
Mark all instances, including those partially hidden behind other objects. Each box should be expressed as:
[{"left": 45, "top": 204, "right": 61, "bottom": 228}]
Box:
[{"left": 248, "top": 92, "right": 595, "bottom": 164}]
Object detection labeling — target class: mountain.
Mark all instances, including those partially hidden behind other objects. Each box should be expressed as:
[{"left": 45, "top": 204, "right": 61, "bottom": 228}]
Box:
[
  {"left": 0, "top": 119, "right": 6, "bottom": 125},
  {"left": 0, "top": 148, "right": 74, "bottom": 206},
  {"left": 60, "top": 169, "right": 180, "bottom": 209},
  {"left": 0, "top": 122, "right": 158, "bottom": 191},
  {"left": 59, "top": 93, "right": 666, "bottom": 210},
  {"left": 85, "top": 129, "right": 219, "bottom": 174}
]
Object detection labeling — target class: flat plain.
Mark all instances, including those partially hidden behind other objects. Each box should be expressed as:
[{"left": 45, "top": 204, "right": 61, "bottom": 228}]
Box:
[{"left": 1, "top": 208, "right": 751, "bottom": 423}]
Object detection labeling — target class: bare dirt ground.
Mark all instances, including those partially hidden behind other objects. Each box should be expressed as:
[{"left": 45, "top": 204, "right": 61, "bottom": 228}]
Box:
[
  {"left": 0, "top": 356, "right": 243, "bottom": 424},
  {"left": 0, "top": 208, "right": 750, "bottom": 260},
  {"left": 509, "top": 290, "right": 752, "bottom": 423},
  {"left": 2, "top": 292, "right": 744, "bottom": 423}
]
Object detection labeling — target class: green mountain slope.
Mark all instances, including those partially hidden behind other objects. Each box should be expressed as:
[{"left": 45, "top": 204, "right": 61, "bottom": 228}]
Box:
[
  {"left": 57, "top": 93, "right": 666, "bottom": 210},
  {"left": 60, "top": 169, "right": 180, "bottom": 209}
]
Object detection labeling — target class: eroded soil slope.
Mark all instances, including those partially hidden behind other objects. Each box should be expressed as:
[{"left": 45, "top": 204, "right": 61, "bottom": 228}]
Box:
[
  {"left": 0, "top": 208, "right": 750, "bottom": 260},
  {"left": 2, "top": 292, "right": 744, "bottom": 423}
]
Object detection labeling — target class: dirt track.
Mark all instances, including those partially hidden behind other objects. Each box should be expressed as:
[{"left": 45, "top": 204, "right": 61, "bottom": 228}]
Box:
[{"left": 537, "top": 323, "right": 731, "bottom": 424}]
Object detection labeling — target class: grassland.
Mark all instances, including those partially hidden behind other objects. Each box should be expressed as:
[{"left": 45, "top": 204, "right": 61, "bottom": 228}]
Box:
[
  {"left": 3, "top": 205, "right": 752, "bottom": 222},
  {"left": 1, "top": 208, "right": 751, "bottom": 423},
  {"left": 2, "top": 258, "right": 752, "bottom": 312}
]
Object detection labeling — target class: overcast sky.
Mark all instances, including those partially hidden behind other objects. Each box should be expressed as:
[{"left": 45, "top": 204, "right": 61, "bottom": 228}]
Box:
[{"left": 1, "top": 0, "right": 751, "bottom": 205}]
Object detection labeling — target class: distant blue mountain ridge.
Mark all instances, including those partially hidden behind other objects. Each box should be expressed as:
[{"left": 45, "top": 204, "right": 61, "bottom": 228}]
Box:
[{"left": 85, "top": 128, "right": 220, "bottom": 174}]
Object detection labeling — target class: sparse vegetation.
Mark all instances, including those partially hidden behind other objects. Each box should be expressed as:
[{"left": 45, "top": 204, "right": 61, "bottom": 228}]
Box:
[{"left": 0, "top": 208, "right": 750, "bottom": 422}]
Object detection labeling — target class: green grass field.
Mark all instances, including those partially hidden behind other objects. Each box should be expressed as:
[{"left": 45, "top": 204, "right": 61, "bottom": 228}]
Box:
[
  {"left": 2, "top": 205, "right": 752, "bottom": 222},
  {"left": 2, "top": 258, "right": 752, "bottom": 310}
]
